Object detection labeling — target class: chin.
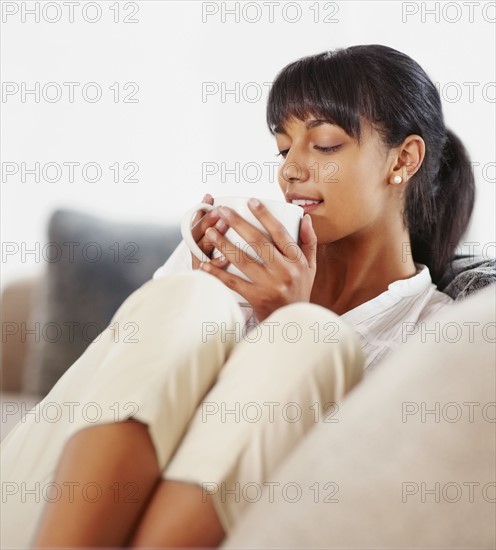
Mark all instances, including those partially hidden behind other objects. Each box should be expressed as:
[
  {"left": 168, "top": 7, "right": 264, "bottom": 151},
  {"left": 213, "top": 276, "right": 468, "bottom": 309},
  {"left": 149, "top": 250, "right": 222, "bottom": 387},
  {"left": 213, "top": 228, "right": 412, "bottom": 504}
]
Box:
[{"left": 311, "top": 220, "right": 334, "bottom": 245}]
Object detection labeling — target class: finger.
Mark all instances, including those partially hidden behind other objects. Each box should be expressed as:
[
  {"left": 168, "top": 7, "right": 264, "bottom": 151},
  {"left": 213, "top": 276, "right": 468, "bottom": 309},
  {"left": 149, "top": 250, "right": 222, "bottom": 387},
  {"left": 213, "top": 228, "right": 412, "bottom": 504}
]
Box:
[
  {"left": 191, "top": 194, "right": 214, "bottom": 227},
  {"left": 203, "top": 225, "right": 269, "bottom": 284},
  {"left": 213, "top": 206, "right": 272, "bottom": 267},
  {"left": 196, "top": 215, "right": 231, "bottom": 259},
  {"left": 299, "top": 214, "right": 318, "bottom": 270},
  {"left": 245, "top": 199, "right": 298, "bottom": 258},
  {"left": 191, "top": 199, "right": 222, "bottom": 245},
  {"left": 190, "top": 194, "right": 218, "bottom": 269},
  {"left": 210, "top": 254, "right": 230, "bottom": 269},
  {"left": 191, "top": 198, "right": 215, "bottom": 241},
  {"left": 193, "top": 252, "right": 229, "bottom": 272},
  {"left": 216, "top": 200, "right": 295, "bottom": 270}
]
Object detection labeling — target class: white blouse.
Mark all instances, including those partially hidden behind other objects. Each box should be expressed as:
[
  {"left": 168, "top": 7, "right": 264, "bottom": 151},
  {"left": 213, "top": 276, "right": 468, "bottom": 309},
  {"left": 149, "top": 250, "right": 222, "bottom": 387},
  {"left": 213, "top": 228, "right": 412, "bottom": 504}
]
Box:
[{"left": 153, "top": 240, "right": 454, "bottom": 372}]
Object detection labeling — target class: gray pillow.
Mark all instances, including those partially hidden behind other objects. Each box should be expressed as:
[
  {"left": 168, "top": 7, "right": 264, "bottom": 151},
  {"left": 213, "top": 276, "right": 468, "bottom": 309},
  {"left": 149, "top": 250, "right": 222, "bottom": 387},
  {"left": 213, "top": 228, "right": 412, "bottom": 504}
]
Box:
[
  {"left": 438, "top": 255, "right": 496, "bottom": 300},
  {"left": 24, "top": 209, "right": 182, "bottom": 397}
]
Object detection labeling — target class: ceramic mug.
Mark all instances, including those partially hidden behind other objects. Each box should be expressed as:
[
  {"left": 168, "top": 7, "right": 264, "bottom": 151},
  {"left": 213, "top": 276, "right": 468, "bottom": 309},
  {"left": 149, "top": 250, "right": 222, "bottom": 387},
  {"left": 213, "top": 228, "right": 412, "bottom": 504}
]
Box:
[{"left": 181, "top": 195, "right": 303, "bottom": 306}]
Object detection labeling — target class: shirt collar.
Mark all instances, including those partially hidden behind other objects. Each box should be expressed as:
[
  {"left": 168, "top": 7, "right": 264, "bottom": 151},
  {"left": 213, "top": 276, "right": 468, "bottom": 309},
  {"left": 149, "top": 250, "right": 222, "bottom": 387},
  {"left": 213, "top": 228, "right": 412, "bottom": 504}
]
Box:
[{"left": 340, "top": 263, "right": 433, "bottom": 325}]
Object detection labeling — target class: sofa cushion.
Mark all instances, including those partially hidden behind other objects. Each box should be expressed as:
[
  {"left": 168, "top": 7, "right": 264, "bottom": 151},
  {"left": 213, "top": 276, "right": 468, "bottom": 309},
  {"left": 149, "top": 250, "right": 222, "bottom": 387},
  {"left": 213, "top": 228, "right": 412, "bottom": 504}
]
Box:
[{"left": 23, "top": 209, "right": 182, "bottom": 397}]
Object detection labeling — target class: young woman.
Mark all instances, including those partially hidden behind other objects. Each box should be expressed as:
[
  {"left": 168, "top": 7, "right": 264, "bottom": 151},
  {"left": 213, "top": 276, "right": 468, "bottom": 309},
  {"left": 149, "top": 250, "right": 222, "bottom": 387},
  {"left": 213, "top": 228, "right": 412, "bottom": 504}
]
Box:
[{"left": 1, "top": 44, "right": 474, "bottom": 548}]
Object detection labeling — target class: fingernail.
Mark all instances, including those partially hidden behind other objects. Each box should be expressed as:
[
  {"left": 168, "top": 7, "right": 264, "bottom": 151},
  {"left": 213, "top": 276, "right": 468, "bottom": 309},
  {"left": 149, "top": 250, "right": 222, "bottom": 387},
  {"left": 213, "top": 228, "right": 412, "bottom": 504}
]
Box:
[
  {"left": 212, "top": 254, "right": 228, "bottom": 266},
  {"left": 248, "top": 198, "right": 260, "bottom": 208},
  {"left": 205, "top": 227, "right": 216, "bottom": 237},
  {"left": 215, "top": 219, "right": 228, "bottom": 231}
]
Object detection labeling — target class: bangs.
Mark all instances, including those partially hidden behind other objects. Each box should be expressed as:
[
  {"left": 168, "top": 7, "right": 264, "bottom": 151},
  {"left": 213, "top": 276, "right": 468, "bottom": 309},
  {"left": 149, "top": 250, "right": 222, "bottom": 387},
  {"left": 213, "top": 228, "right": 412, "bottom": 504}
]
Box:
[{"left": 267, "top": 49, "right": 371, "bottom": 142}]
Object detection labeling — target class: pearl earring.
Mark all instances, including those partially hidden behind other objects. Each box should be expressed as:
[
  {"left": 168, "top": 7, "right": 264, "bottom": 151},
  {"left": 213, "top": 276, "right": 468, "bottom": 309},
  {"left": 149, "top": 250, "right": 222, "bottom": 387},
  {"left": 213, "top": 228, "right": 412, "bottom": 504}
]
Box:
[{"left": 393, "top": 175, "right": 402, "bottom": 184}]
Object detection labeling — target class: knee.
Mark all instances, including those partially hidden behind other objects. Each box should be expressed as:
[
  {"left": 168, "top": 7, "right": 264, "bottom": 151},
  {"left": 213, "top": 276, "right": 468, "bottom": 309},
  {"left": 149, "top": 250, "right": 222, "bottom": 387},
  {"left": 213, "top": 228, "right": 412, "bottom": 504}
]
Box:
[
  {"left": 111, "top": 270, "right": 244, "bottom": 327},
  {"left": 264, "top": 302, "right": 365, "bottom": 385},
  {"left": 144, "top": 269, "right": 238, "bottom": 304}
]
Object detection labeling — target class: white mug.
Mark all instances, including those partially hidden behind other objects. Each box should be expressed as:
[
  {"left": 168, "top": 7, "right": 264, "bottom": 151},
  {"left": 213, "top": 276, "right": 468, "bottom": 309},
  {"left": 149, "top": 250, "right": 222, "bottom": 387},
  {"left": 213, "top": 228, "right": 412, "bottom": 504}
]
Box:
[{"left": 181, "top": 195, "right": 303, "bottom": 306}]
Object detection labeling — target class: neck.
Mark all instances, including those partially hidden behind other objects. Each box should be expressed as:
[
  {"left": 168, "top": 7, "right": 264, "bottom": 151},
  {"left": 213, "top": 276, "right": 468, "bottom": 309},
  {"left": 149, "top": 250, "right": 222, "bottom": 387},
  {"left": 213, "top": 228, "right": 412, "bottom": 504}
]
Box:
[{"left": 310, "top": 223, "right": 417, "bottom": 315}]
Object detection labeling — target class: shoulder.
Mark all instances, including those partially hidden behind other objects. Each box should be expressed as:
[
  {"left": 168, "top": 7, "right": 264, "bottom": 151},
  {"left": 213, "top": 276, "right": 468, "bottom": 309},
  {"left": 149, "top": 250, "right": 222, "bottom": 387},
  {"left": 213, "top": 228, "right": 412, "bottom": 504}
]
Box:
[
  {"left": 417, "top": 287, "right": 454, "bottom": 323},
  {"left": 356, "top": 264, "right": 454, "bottom": 372}
]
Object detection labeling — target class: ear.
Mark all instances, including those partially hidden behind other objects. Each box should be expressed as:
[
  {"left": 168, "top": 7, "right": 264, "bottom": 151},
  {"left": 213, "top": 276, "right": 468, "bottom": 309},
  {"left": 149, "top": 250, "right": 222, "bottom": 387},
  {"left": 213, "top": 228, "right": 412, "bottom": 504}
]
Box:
[{"left": 390, "top": 134, "right": 426, "bottom": 182}]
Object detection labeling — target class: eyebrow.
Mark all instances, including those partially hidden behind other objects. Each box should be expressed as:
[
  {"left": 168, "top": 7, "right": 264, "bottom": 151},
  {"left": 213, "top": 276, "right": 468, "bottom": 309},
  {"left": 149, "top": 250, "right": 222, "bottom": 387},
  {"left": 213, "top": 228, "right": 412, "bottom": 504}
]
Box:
[{"left": 274, "top": 118, "right": 335, "bottom": 135}]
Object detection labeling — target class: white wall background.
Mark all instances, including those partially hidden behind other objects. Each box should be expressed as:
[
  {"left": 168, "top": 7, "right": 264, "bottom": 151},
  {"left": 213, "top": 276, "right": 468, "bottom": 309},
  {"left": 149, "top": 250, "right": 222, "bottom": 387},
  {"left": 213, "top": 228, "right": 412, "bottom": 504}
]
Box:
[{"left": 1, "top": 0, "right": 495, "bottom": 286}]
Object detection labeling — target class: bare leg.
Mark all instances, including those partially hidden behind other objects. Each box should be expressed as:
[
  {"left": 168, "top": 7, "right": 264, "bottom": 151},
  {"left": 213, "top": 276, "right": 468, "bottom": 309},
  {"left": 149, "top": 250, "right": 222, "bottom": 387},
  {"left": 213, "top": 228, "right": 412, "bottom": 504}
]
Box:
[
  {"left": 24, "top": 272, "right": 246, "bottom": 549},
  {"left": 32, "top": 299, "right": 362, "bottom": 549},
  {"left": 33, "top": 423, "right": 226, "bottom": 549},
  {"left": 32, "top": 419, "right": 160, "bottom": 548},
  {"left": 0, "top": 273, "right": 246, "bottom": 549},
  {"left": 129, "top": 302, "right": 364, "bottom": 548},
  {"left": 129, "top": 480, "right": 225, "bottom": 548}
]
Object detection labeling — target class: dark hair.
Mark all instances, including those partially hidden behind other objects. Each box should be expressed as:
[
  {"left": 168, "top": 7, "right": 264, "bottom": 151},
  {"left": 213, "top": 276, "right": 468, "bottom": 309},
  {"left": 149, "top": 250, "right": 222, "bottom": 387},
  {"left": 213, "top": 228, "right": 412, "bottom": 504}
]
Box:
[{"left": 266, "top": 45, "right": 475, "bottom": 287}]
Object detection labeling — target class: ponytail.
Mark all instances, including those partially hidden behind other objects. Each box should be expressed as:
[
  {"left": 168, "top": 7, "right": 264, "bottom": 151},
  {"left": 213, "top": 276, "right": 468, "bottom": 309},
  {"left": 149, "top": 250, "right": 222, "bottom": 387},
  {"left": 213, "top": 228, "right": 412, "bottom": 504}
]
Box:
[{"left": 406, "top": 129, "right": 475, "bottom": 286}]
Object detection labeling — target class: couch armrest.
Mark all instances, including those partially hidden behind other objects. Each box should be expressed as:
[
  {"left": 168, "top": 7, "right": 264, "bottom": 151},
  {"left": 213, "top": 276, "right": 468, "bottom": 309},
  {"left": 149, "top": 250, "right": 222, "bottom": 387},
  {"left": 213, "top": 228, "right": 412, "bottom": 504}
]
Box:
[{"left": 1, "top": 277, "right": 41, "bottom": 393}]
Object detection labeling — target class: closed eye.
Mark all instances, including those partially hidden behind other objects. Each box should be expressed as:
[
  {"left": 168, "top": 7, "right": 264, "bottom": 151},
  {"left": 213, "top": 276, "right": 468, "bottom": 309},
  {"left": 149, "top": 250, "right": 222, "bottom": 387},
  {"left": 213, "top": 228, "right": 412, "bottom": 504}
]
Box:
[
  {"left": 276, "top": 144, "right": 342, "bottom": 159},
  {"left": 314, "top": 144, "right": 342, "bottom": 153}
]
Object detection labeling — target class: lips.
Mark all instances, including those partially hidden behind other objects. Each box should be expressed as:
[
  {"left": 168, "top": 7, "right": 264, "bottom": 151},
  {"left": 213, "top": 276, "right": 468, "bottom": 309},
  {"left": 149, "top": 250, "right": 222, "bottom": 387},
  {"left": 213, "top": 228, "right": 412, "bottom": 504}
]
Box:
[
  {"left": 298, "top": 202, "right": 323, "bottom": 214},
  {"left": 291, "top": 199, "right": 322, "bottom": 206},
  {"left": 286, "top": 193, "right": 323, "bottom": 203},
  {"left": 286, "top": 193, "right": 324, "bottom": 214}
]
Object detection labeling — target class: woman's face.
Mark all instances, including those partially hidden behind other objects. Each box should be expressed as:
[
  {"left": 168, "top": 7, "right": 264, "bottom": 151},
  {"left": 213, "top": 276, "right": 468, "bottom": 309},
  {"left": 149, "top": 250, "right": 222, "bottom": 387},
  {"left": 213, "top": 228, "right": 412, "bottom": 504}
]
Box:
[{"left": 275, "top": 116, "right": 399, "bottom": 246}]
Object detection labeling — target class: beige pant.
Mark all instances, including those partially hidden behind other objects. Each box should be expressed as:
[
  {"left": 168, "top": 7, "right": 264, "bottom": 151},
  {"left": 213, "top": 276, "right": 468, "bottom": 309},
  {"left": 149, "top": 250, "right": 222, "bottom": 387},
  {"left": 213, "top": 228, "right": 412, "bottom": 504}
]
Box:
[
  {"left": 0, "top": 270, "right": 364, "bottom": 548},
  {"left": 222, "top": 283, "right": 496, "bottom": 549}
]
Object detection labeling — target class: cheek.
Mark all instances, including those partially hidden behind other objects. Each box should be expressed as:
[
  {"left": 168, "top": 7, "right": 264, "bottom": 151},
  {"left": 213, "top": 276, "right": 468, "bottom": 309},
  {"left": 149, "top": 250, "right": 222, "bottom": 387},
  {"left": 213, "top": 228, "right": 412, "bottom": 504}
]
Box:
[
  {"left": 277, "top": 163, "right": 290, "bottom": 192},
  {"left": 326, "top": 159, "right": 384, "bottom": 217},
  {"left": 319, "top": 161, "right": 341, "bottom": 190}
]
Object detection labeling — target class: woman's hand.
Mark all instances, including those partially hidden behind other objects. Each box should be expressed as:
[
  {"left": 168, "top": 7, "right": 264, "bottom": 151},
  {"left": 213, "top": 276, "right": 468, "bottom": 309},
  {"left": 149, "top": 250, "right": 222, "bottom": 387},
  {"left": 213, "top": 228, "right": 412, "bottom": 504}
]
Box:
[
  {"left": 190, "top": 194, "right": 230, "bottom": 271},
  {"left": 198, "top": 198, "right": 318, "bottom": 322}
]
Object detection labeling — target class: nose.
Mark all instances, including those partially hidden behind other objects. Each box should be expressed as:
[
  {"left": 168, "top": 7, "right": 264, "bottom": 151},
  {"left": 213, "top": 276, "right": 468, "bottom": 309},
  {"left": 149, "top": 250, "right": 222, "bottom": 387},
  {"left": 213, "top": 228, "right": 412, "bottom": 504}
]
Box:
[{"left": 279, "top": 150, "right": 309, "bottom": 185}]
